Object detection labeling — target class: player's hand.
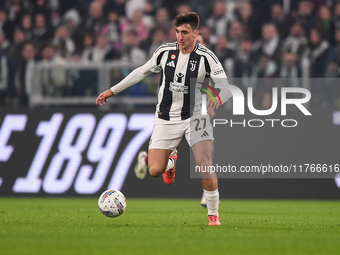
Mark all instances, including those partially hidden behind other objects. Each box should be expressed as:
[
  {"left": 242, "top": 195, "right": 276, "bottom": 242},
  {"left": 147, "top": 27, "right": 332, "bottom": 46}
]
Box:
[
  {"left": 96, "top": 89, "right": 114, "bottom": 106},
  {"left": 207, "top": 96, "right": 221, "bottom": 110},
  {"left": 207, "top": 106, "right": 216, "bottom": 119}
]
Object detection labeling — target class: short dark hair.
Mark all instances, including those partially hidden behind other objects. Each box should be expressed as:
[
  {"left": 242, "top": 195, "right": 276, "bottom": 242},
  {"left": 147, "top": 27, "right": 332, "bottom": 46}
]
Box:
[{"left": 173, "top": 12, "right": 200, "bottom": 31}]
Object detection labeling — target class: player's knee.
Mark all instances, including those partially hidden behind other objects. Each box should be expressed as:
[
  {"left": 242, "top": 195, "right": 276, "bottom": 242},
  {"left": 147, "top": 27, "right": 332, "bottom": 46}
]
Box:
[
  {"left": 197, "top": 155, "right": 213, "bottom": 167},
  {"left": 149, "top": 166, "right": 163, "bottom": 177}
]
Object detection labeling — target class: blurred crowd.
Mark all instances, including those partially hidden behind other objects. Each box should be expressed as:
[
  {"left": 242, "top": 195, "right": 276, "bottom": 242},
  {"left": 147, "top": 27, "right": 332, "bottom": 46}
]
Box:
[{"left": 0, "top": 0, "right": 340, "bottom": 108}]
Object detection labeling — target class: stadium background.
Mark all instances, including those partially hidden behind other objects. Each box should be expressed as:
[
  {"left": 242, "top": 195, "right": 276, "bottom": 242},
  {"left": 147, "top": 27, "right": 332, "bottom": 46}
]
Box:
[{"left": 0, "top": 0, "right": 340, "bottom": 199}]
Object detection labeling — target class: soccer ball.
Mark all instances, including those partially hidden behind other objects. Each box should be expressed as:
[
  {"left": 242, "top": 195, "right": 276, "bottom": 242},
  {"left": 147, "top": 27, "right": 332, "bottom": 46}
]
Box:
[{"left": 98, "top": 190, "right": 126, "bottom": 217}]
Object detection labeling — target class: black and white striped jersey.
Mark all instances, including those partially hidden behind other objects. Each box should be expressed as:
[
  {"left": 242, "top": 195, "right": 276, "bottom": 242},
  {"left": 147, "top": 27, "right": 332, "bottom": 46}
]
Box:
[{"left": 110, "top": 41, "right": 229, "bottom": 121}]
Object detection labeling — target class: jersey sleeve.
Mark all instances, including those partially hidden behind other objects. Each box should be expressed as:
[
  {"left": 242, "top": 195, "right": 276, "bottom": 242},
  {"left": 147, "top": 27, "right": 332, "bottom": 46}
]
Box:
[
  {"left": 208, "top": 55, "right": 233, "bottom": 104},
  {"left": 110, "top": 48, "right": 162, "bottom": 95}
]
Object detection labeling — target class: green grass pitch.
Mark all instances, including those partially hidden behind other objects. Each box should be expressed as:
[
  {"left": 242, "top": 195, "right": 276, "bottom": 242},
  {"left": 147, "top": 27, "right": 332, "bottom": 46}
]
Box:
[{"left": 0, "top": 198, "right": 339, "bottom": 255}]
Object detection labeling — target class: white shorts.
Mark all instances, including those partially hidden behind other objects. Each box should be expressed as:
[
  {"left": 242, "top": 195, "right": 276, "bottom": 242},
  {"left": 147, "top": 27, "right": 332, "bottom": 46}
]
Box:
[{"left": 149, "top": 113, "right": 214, "bottom": 151}]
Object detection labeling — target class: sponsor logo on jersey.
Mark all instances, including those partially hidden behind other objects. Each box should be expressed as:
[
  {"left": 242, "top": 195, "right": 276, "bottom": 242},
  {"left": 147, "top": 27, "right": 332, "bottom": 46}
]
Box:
[
  {"left": 166, "top": 61, "right": 175, "bottom": 67},
  {"left": 170, "top": 82, "right": 188, "bottom": 94},
  {"left": 213, "top": 69, "right": 224, "bottom": 75},
  {"left": 175, "top": 73, "right": 184, "bottom": 83}
]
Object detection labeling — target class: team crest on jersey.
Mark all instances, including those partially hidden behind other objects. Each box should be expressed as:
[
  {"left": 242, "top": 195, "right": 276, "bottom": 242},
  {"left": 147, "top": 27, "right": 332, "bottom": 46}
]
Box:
[
  {"left": 171, "top": 54, "right": 176, "bottom": 60},
  {"left": 190, "top": 60, "right": 197, "bottom": 71},
  {"left": 175, "top": 73, "right": 184, "bottom": 83}
]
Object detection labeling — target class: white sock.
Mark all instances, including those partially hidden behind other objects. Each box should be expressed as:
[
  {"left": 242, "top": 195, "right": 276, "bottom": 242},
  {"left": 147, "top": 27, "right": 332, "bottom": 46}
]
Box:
[
  {"left": 170, "top": 149, "right": 177, "bottom": 156},
  {"left": 203, "top": 189, "right": 219, "bottom": 216},
  {"left": 165, "top": 157, "right": 175, "bottom": 171}
]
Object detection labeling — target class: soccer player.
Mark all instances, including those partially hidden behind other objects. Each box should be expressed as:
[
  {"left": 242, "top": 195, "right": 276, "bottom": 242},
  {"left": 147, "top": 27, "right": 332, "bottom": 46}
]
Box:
[
  {"left": 96, "top": 12, "right": 232, "bottom": 225},
  {"left": 134, "top": 32, "right": 215, "bottom": 209}
]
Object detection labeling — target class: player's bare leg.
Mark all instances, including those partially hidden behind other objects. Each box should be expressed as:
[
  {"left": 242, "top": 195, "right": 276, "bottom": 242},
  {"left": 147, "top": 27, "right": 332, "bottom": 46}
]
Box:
[
  {"left": 135, "top": 149, "right": 177, "bottom": 183},
  {"left": 148, "top": 149, "right": 172, "bottom": 177},
  {"left": 192, "top": 140, "right": 221, "bottom": 225}
]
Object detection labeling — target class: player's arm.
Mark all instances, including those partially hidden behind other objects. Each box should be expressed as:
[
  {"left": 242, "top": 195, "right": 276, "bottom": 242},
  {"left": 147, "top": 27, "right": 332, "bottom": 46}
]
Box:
[
  {"left": 96, "top": 52, "right": 161, "bottom": 106},
  {"left": 209, "top": 62, "right": 232, "bottom": 109},
  {"left": 205, "top": 86, "right": 216, "bottom": 118}
]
